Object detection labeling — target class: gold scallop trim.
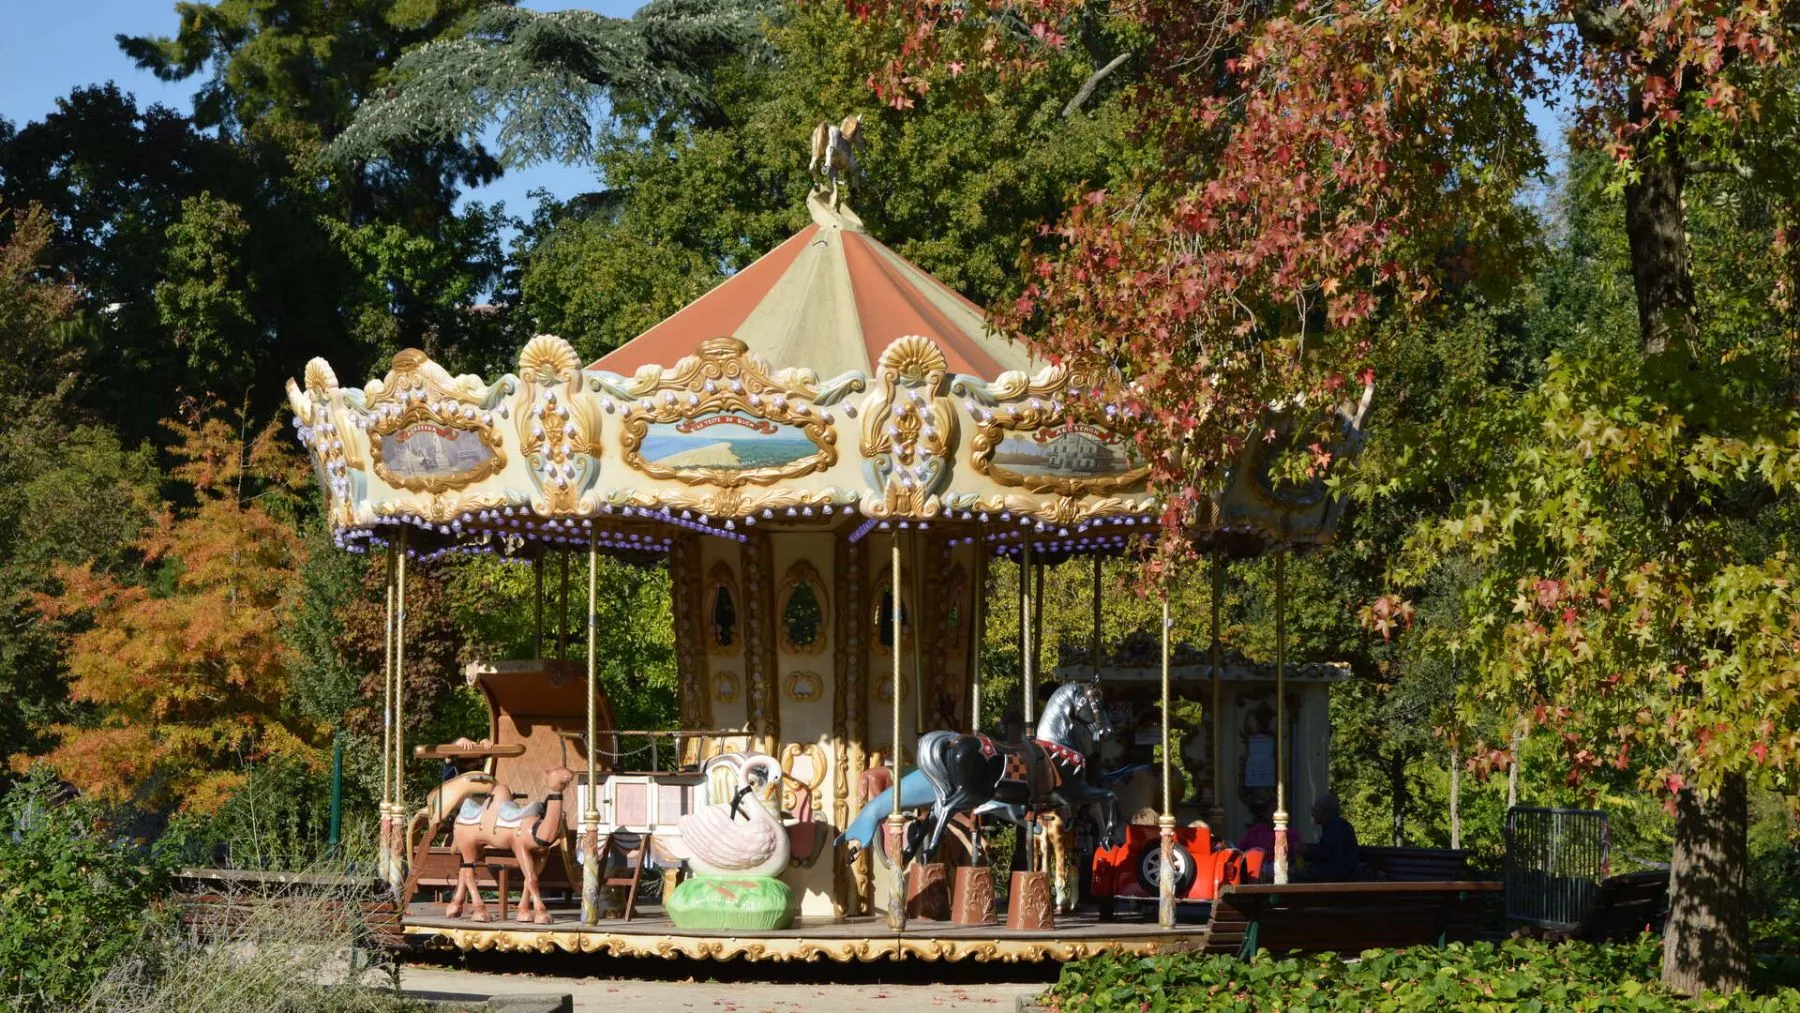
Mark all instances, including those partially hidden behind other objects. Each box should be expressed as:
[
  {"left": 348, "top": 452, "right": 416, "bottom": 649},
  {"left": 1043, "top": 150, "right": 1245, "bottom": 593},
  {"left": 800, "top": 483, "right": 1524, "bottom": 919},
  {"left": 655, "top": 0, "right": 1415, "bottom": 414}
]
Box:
[{"left": 403, "top": 924, "right": 1205, "bottom": 963}]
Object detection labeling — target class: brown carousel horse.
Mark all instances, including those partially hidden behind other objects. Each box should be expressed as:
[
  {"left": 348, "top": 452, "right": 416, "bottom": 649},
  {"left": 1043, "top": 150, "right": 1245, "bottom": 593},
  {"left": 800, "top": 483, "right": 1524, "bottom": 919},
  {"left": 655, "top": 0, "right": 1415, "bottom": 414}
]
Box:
[{"left": 434, "top": 765, "right": 573, "bottom": 924}]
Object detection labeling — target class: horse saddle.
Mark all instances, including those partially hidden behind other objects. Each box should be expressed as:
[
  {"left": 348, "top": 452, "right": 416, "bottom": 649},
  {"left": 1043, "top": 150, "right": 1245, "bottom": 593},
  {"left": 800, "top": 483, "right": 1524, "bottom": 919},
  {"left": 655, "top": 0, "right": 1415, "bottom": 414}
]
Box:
[
  {"left": 977, "top": 735, "right": 1065, "bottom": 799},
  {"left": 456, "top": 796, "right": 542, "bottom": 828}
]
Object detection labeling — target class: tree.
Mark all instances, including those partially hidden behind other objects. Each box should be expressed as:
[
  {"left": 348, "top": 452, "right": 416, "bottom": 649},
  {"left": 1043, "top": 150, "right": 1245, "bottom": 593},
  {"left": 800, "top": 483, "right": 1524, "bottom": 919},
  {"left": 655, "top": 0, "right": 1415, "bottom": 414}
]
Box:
[
  {"left": 26, "top": 405, "right": 320, "bottom": 813},
  {"left": 327, "top": 1, "right": 784, "bottom": 168},
  {"left": 0, "top": 201, "right": 158, "bottom": 767},
  {"left": 857, "top": 0, "right": 1799, "bottom": 993}
]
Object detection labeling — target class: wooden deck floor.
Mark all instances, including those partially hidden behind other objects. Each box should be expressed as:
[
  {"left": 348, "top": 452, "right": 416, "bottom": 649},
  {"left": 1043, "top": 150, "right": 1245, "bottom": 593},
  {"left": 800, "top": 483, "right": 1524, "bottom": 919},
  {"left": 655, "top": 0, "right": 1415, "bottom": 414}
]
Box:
[{"left": 402, "top": 901, "right": 1206, "bottom": 963}]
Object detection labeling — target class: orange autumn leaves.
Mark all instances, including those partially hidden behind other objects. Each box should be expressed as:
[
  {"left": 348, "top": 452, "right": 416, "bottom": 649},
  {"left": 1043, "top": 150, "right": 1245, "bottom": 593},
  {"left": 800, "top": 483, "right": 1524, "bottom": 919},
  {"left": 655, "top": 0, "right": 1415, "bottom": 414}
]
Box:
[{"left": 23, "top": 409, "right": 321, "bottom": 812}]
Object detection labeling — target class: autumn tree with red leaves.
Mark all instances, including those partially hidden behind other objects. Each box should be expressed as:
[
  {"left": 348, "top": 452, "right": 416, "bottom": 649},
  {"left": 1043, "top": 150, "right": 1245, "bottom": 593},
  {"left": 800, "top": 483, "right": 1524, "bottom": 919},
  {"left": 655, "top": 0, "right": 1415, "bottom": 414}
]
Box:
[
  {"left": 26, "top": 406, "right": 321, "bottom": 813},
  {"left": 855, "top": 0, "right": 1800, "bottom": 994}
]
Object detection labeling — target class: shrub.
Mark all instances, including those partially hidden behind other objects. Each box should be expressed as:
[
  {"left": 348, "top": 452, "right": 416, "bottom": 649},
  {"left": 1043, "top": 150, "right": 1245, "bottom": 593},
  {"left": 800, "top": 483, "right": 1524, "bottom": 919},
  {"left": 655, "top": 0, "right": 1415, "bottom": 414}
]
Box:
[
  {"left": 1047, "top": 937, "right": 1800, "bottom": 1013},
  {"left": 0, "top": 767, "right": 172, "bottom": 1010},
  {"left": 79, "top": 865, "right": 422, "bottom": 1013}
]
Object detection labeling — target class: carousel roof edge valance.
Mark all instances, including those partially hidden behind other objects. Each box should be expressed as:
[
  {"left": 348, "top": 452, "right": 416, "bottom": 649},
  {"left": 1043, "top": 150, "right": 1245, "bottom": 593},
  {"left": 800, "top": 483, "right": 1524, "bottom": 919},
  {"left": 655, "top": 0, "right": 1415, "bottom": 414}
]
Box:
[
  {"left": 286, "top": 331, "right": 1166, "bottom": 556},
  {"left": 287, "top": 330, "right": 1373, "bottom": 558}
]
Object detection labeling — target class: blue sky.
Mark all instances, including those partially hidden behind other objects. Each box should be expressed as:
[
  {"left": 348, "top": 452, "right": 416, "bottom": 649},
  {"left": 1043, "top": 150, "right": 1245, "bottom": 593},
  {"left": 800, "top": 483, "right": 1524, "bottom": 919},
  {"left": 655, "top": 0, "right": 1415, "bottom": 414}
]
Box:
[{"left": 0, "top": 0, "right": 644, "bottom": 217}]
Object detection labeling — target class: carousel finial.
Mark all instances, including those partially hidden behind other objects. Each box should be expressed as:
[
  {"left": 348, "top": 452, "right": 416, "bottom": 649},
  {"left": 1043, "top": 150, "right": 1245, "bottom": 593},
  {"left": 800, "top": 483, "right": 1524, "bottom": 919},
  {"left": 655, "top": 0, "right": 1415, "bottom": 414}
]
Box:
[{"left": 808, "top": 114, "right": 865, "bottom": 214}]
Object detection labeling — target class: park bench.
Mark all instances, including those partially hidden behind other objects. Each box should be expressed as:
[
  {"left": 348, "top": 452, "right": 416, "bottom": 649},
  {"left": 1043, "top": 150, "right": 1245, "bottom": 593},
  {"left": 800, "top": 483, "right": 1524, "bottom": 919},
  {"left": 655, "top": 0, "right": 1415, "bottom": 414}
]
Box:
[
  {"left": 1200, "top": 881, "right": 1504, "bottom": 958},
  {"left": 1571, "top": 870, "right": 1670, "bottom": 941},
  {"left": 170, "top": 867, "right": 404, "bottom": 954},
  {"left": 1358, "top": 845, "right": 1473, "bottom": 882}
]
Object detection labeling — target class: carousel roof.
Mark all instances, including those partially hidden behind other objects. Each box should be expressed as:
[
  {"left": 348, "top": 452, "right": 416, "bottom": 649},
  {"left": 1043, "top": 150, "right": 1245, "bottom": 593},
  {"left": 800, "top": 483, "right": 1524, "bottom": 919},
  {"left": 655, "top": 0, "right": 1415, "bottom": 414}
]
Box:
[
  {"left": 285, "top": 156, "right": 1370, "bottom": 561},
  {"left": 592, "top": 199, "right": 1037, "bottom": 380}
]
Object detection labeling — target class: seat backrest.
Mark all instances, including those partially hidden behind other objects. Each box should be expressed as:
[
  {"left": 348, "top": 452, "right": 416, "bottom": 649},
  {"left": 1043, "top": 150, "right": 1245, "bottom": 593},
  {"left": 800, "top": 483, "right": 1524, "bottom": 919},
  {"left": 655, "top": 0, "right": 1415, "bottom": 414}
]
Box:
[{"left": 468, "top": 659, "right": 618, "bottom": 826}]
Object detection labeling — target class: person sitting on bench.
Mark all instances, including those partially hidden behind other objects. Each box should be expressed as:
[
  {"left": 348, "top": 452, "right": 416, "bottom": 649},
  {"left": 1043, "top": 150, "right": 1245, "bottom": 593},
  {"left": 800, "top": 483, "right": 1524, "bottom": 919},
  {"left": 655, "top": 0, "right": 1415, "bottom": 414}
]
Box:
[
  {"left": 1296, "top": 793, "right": 1359, "bottom": 881},
  {"left": 1237, "top": 798, "right": 1298, "bottom": 859}
]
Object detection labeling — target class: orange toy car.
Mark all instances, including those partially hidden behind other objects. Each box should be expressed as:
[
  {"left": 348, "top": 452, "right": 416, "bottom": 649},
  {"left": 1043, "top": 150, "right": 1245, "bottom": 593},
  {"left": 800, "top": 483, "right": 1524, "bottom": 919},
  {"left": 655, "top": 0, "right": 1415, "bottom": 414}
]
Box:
[{"left": 1090, "top": 823, "right": 1254, "bottom": 919}]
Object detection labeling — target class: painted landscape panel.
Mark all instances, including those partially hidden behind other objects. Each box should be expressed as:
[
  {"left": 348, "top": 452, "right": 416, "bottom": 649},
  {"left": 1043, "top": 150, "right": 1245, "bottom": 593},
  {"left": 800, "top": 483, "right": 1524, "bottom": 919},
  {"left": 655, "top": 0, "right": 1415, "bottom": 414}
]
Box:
[
  {"left": 991, "top": 424, "right": 1139, "bottom": 478},
  {"left": 639, "top": 411, "right": 820, "bottom": 473},
  {"left": 380, "top": 422, "right": 495, "bottom": 480}
]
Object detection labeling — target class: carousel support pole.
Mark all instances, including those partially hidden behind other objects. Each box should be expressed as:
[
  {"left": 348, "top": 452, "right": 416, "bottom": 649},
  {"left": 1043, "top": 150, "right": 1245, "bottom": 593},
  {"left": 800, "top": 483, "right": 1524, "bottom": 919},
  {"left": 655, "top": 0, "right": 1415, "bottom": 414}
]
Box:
[
  {"left": 1032, "top": 558, "right": 1045, "bottom": 714},
  {"left": 1209, "top": 544, "right": 1226, "bottom": 829},
  {"left": 581, "top": 530, "right": 603, "bottom": 925},
  {"left": 558, "top": 549, "right": 570, "bottom": 661},
  {"left": 887, "top": 532, "right": 908, "bottom": 933},
  {"left": 1091, "top": 553, "right": 1103, "bottom": 677},
  {"left": 378, "top": 545, "right": 396, "bottom": 883},
  {"left": 969, "top": 546, "right": 986, "bottom": 733},
  {"left": 1021, "top": 538, "right": 1036, "bottom": 725},
  {"left": 533, "top": 551, "right": 545, "bottom": 658},
  {"left": 1158, "top": 566, "right": 1177, "bottom": 929},
  {"left": 911, "top": 532, "right": 926, "bottom": 732},
  {"left": 391, "top": 528, "right": 410, "bottom": 895},
  {"left": 1272, "top": 548, "right": 1290, "bottom": 885}
]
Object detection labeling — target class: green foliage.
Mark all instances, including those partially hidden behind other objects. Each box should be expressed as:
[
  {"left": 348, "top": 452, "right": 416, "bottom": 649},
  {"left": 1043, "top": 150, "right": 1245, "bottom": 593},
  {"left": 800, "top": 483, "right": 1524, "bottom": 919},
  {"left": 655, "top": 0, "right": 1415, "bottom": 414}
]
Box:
[
  {"left": 329, "top": 1, "right": 783, "bottom": 167},
  {"left": 1049, "top": 937, "right": 1800, "bottom": 1013},
  {"left": 0, "top": 768, "right": 173, "bottom": 1011}
]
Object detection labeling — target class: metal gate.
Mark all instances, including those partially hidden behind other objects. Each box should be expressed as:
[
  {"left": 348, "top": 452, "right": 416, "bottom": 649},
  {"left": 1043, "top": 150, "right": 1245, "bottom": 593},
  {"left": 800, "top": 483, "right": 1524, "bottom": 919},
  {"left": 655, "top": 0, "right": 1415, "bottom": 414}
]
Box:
[{"left": 1504, "top": 806, "right": 1611, "bottom": 929}]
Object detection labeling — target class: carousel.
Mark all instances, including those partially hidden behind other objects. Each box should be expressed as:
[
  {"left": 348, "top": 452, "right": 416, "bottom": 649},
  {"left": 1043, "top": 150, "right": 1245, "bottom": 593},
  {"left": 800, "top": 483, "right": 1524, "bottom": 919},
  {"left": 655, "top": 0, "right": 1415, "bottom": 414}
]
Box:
[{"left": 286, "top": 142, "right": 1373, "bottom": 963}]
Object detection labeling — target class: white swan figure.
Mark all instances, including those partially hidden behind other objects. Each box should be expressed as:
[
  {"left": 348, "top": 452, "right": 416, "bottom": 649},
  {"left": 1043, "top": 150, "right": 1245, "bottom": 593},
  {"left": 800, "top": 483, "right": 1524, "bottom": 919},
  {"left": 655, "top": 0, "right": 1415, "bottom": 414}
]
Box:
[{"left": 677, "top": 754, "right": 790, "bottom": 878}]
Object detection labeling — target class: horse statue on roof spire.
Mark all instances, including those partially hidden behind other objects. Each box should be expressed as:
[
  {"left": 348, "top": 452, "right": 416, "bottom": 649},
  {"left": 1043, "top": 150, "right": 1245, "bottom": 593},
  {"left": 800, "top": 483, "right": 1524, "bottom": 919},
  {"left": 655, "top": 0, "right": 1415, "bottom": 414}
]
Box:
[{"left": 809, "top": 114, "right": 864, "bottom": 212}]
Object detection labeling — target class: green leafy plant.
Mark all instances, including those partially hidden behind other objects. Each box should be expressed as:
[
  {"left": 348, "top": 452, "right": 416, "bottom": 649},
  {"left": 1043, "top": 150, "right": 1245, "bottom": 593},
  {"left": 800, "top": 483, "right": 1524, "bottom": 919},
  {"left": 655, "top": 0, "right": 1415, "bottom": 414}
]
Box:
[
  {"left": 0, "top": 767, "right": 172, "bottom": 1010},
  {"left": 1048, "top": 937, "right": 1800, "bottom": 1013}
]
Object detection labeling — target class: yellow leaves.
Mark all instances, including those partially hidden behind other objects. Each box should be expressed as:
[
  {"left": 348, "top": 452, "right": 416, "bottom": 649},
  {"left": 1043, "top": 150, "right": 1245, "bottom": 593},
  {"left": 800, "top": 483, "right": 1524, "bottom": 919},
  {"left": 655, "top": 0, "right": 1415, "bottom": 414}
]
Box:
[{"left": 25, "top": 408, "right": 320, "bottom": 809}]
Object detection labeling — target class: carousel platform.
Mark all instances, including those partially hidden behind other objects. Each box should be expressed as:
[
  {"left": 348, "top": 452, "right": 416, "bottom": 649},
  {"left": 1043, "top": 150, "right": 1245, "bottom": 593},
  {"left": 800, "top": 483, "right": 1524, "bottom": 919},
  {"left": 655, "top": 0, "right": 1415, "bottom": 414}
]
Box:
[{"left": 401, "top": 901, "right": 1205, "bottom": 963}]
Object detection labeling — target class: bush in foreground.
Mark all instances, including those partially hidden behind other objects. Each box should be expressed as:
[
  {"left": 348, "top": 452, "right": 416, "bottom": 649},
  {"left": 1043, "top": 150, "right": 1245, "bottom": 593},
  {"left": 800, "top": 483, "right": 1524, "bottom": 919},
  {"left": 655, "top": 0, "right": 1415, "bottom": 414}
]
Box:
[{"left": 1047, "top": 937, "right": 1800, "bottom": 1013}]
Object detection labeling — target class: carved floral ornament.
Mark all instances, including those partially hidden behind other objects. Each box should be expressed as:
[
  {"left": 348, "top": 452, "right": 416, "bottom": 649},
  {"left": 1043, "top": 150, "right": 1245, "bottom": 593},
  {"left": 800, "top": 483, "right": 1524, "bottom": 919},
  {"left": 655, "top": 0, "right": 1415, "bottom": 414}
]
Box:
[
  {"left": 860, "top": 336, "right": 958, "bottom": 518},
  {"left": 593, "top": 336, "right": 863, "bottom": 489},
  {"left": 516, "top": 335, "right": 602, "bottom": 514}
]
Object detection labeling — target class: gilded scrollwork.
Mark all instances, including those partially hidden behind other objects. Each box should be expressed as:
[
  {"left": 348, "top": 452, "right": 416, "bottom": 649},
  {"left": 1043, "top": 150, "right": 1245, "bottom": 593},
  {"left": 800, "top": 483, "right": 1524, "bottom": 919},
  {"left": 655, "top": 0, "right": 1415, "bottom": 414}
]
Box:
[
  {"left": 287, "top": 359, "right": 357, "bottom": 527},
  {"left": 359, "top": 349, "right": 511, "bottom": 495},
  {"left": 516, "top": 335, "right": 602, "bottom": 514},
  {"left": 860, "top": 336, "right": 958, "bottom": 517},
  {"left": 610, "top": 486, "right": 856, "bottom": 521},
  {"left": 958, "top": 360, "right": 1150, "bottom": 497},
  {"left": 598, "top": 337, "right": 856, "bottom": 488}
]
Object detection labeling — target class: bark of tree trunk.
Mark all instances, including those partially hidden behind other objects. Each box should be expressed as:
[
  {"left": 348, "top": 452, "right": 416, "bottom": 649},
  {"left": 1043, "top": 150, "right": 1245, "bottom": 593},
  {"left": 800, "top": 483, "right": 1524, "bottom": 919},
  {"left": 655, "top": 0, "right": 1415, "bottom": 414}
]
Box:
[
  {"left": 1389, "top": 751, "right": 1407, "bottom": 847},
  {"left": 1622, "top": 128, "right": 1699, "bottom": 358},
  {"left": 1448, "top": 745, "right": 1461, "bottom": 851},
  {"left": 1661, "top": 773, "right": 1750, "bottom": 996}
]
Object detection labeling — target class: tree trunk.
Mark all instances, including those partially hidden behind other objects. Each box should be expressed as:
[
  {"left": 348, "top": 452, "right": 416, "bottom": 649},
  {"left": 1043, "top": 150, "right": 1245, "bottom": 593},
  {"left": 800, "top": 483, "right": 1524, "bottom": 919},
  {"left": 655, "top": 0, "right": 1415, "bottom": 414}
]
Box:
[
  {"left": 1661, "top": 773, "right": 1750, "bottom": 996},
  {"left": 1448, "top": 745, "right": 1462, "bottom": 851},
  {"left": 1622, "top": 121, "right": 1698, "bottom": 358},
  {"left": 1389, "top": 751, "right": 1408, "bottom": 847}
]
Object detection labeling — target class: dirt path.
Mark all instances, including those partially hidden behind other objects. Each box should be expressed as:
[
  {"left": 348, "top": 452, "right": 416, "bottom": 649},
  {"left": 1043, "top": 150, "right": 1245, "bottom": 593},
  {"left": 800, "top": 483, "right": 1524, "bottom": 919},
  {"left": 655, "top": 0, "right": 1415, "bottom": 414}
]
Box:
[{"left": 401, "top": 964, "right": 1046, "bottom": 1012}]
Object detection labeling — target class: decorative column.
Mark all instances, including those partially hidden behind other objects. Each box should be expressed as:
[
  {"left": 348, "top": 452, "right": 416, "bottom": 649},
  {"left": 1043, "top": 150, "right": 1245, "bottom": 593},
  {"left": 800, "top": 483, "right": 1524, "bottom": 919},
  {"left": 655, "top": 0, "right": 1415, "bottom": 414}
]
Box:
[
  {"left": 1158, "top": 568, "right": 1177, "bottom": 928},
  {"left": 887, "top": 532, "right": 907, "bottom": 932},
  {"left": 581, "top": 529, "right": 603, "bottom": 924},
  {"left": 1272, "top": 548, "right": 1290, "bottom": 885},
  {"left": 391, "top": 528, "right": 409, "bottom": 895}
]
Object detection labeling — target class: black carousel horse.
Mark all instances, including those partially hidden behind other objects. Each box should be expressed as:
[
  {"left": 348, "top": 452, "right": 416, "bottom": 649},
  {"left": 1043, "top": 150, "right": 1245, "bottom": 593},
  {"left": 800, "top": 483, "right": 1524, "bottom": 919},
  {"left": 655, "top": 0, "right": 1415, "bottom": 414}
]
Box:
[{"left": 905, "top": 680, "right": 1121, "bottom": 866}]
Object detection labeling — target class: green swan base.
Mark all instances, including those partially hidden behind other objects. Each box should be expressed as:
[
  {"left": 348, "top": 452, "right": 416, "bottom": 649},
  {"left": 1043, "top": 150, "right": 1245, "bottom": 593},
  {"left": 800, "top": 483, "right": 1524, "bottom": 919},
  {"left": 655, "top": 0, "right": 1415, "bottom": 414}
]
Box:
[{"left": 665, "top": 874, "right": 795, "bottom": 931}]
